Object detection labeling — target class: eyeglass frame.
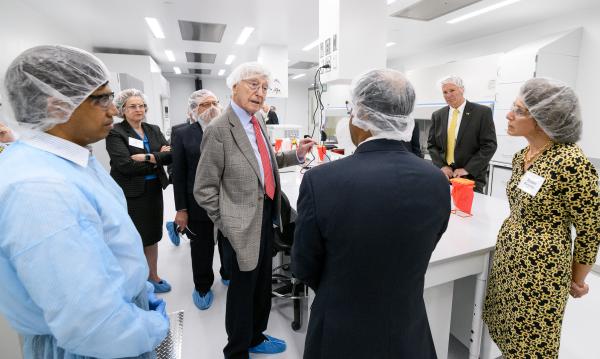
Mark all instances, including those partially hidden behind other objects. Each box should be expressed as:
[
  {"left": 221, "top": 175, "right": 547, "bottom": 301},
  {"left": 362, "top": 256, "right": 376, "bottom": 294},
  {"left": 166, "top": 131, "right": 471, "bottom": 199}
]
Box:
[
  {"left": 88, "top": 92, "right": 115, "bottom": 109},
  {"left": 124, "top": 104, "right": 148, "bottom": 111},
  {"left": 510, "top": 103, "right": 530, "bottom": 117},
  {"left": 242, "top": 79, "right": 269, "bottom": 94}
]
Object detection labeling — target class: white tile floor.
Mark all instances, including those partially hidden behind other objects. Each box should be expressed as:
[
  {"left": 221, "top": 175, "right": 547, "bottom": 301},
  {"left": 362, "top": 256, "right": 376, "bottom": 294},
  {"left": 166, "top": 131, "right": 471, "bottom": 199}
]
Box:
[{"left": 157, "top": 186, "right": 471, "bottom": 359}]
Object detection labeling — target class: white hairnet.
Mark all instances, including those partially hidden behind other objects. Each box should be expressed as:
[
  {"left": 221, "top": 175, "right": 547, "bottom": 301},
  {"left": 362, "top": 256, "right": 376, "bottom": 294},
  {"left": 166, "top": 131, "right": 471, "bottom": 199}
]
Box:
[
  {"left": 226, "top": 62, "right": 271, "bottom": 89},
  {"left": 188, "top": 89, "right": 217, "bottom": 113},
  {"left": 440, "top": 75, "right": 464, "bottom": 89},
  {"left": 3, "top": 45, "right": 110, "bottom": 132},
  {"left": 519, "top": 78, "right": 581, "bottom": 143},
  {"left": 114, "top": 88, "right": 147, "bottom": 119},
  {"left": 350, "top": 69, "right": 416, "bottom": 142}
]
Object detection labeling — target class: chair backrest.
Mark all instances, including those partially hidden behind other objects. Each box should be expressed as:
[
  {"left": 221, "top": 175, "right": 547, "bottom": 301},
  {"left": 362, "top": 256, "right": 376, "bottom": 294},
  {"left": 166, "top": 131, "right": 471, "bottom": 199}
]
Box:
[{"left": 273, "top": 192, "right": 296, "bottom": 252}]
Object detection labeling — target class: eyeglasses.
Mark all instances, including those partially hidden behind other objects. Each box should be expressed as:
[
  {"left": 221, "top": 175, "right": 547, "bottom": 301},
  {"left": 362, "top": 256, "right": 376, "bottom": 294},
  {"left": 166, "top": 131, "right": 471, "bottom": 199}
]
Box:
[
  {"left": 198, "top": 101, "right": 219, "bottom": 108},
  {"left": 88, "top": 92, "right": 114, "bottom": 108},
  {"left": 243, "top": 80, "right": 269, "bottom": 93},
  {"left": 125, "top": 104, "right": 147, "bottom": 111},
  {"left": 510, "top": 104, "right": 529, "bottom": 117},
  {"left": 345, "top": 101, "right": 353, "bottom": 115}
]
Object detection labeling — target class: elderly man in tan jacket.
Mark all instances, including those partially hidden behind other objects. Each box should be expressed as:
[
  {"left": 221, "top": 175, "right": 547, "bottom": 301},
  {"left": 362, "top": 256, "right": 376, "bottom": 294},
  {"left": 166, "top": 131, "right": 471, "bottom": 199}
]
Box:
[{"left": 194, "top": 62, "right": 315, "bottom": 359}]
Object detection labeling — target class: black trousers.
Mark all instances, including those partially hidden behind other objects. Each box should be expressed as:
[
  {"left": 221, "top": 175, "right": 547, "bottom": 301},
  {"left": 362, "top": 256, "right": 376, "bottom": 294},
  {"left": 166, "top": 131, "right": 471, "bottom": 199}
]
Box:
[
  {"left": 223, "top": 198, "right": 274, "bottom": 359},
  {"left": 187, "top": 219, "right": 229, "bottom": 294}
]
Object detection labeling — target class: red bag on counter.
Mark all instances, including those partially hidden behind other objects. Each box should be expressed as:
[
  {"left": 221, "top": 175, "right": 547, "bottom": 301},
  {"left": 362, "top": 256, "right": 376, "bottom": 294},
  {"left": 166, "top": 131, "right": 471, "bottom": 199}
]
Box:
[{"left": 450, "top": 178, "right": 475, "bottom": 217}]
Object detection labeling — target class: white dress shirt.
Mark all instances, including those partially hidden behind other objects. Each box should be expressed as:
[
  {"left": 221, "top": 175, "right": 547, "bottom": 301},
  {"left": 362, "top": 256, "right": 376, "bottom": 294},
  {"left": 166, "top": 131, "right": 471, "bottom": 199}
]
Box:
[{"left": 446, "top": 100, "right": 467, "bottom": 140}]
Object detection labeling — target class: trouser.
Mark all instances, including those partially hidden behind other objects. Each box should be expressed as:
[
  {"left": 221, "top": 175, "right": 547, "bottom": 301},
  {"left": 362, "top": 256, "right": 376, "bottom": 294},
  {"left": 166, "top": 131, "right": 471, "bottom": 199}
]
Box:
[
  {"left": 222, "top": 197, "right": 274, "bottom": 359},
  {"left": 187, "top": 219, "right": 229, "bottom": 294}
]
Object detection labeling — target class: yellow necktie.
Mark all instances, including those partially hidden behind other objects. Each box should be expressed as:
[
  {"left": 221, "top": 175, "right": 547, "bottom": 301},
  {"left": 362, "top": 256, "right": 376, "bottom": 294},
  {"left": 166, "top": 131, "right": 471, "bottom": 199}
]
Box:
[{"left": 446, "top": 109, "right": 459, "bottom": 164}]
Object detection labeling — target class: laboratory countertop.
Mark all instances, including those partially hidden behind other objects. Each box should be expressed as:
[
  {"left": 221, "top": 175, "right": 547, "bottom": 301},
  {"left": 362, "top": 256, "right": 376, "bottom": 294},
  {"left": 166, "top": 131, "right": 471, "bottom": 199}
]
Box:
[{"left": 278, "top": 166, "right": 510, "bottom": 266}]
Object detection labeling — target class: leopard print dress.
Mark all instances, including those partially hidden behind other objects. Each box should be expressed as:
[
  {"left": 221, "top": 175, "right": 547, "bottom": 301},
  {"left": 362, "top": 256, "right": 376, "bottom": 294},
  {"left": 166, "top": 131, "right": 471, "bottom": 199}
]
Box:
[{"left": 482, "top": 143, "right": 600, "bottom": 359}]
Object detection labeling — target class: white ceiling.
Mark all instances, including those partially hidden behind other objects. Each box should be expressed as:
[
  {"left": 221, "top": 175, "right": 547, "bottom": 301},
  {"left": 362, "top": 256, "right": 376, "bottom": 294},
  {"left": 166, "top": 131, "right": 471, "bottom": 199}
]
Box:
[{"left": 19, "top": 0, "right": 600, "bottom": 81}]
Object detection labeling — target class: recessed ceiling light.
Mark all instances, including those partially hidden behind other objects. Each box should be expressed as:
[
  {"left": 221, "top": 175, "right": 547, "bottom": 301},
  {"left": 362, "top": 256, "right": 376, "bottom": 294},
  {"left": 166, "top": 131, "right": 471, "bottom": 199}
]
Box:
[
  {"left": 236, "top": 27, "right": 255, "bottom": 45},
  {"left": 302, "top": 39, "right": 320, "bottom": 52},
  {"left": 386, "top": 42, "right": 396, "bottom": 47},
  {"left": 447, "top": 0, "right": 521, "bottom": 24},
  {"left": 225, "top": 55, "right": 236, "bottom": 65},
  {"left": 165, "top": 50, "right": 175, "bottom": 62},
  {"left": 387, "top": 0, "right": 397, "bottom": 4},
  {"left": 173, "top": 66, "right": 181, "bottom": 74},
  {"left": 145, "top": 17, "right": 165, "bottom": 39},
  {"left": 292, "top": 73, "right": 306, "bottom": 80},
  {"left": 218, "top": 69, "right": 226, "bottom": 76}
]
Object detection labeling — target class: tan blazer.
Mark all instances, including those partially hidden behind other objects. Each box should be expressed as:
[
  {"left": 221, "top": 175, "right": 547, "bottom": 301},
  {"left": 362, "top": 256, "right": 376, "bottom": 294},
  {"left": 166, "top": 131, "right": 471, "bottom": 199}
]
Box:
[{"left": 194, "top": 105, "right": 298, "bottom": 271}]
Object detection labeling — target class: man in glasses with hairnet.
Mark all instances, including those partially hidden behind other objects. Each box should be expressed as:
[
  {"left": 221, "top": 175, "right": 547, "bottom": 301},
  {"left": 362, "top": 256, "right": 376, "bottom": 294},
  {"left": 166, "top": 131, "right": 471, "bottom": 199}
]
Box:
[
  {"left": 171, "top": 89, "right": 230, "bottom": 311},
  {"left": 0, "top": 45, "right": 168, "bottom": 359}
]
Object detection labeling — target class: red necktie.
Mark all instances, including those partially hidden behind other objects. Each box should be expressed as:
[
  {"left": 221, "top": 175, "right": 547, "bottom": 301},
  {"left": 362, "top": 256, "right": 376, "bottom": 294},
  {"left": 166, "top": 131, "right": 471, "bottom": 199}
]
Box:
[{"left": 251, "top": 116, "right": 275, "bottom": 200}]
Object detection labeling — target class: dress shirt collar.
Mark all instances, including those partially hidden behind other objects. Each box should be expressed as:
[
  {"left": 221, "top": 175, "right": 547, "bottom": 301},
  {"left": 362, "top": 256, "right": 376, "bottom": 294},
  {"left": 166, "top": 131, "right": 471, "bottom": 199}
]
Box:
[
  {"left": 231, "top": 100, "right": 254, "bottom": 126},
  {"left": 20, "top": 131, "right": 91, "bottom": 167},
  {"left": 450, "top": 100, "right": 467, "bottom": 114}
]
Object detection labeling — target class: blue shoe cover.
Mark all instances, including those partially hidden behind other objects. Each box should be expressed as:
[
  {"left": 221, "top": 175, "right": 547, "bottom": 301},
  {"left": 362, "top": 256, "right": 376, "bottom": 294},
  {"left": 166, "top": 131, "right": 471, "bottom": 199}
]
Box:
[
  {"left": 192, "top": 289, "right": 213, "bottom": 310},
  {"left": 149, "top": 279, "right": 172, "bottom": 293},
  {"left": 166, "top": 221, "right": 180, "bottom": 246},
  {"left": 248, "top": 334, "right": 286, "bottom": 354}
]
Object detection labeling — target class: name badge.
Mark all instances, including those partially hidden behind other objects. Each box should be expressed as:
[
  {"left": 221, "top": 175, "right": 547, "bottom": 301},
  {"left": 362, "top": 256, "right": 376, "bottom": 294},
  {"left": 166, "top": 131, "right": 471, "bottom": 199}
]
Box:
[
  {"left": 128, "top": 137, "right": 144, "bottom": 149},
  {"left": 517, "top": 171, "right": 545, "bottom": 196}
]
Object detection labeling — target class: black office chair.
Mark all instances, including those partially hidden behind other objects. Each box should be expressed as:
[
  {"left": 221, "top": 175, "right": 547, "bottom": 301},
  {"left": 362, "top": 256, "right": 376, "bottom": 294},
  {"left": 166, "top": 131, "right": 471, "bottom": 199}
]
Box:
[{"left": 271, "top": 193, "right": 308, "bottom": 331}]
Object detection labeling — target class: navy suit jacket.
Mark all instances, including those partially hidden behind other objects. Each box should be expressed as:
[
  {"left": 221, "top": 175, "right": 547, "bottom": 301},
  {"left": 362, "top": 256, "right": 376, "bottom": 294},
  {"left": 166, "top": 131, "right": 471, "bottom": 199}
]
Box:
[
  {"left": 292, "top": 139, "right": 450, "bottom": 359},
  {"left": 171, "top": 122, "right": 210, "bottom": 222}
]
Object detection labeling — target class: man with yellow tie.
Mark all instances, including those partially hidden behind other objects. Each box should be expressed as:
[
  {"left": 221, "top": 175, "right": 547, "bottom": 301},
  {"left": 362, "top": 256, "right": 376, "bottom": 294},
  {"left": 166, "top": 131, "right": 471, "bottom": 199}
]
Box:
[{"left": 427, "top": 76, "right": 497, "bottom": 193}]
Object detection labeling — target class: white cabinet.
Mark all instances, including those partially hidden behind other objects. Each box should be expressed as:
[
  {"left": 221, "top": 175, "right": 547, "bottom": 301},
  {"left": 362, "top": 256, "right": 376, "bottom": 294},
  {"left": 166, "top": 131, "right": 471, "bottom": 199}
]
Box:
[{"left": 489, "top": 164, "right": 513, "bottom": 201}]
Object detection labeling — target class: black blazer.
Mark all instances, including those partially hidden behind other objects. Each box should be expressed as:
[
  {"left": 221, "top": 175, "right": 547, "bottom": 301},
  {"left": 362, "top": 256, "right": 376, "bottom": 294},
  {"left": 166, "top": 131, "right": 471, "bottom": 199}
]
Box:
[
  {"left": 427, "top": 100, "right": 497, "bottom": 190},
  {"left": 266, "top": 110, "right": 279, "bottom": 125},
  {"left": 106, "top": 120, "right": 171, "bottom": 197},
  {"left": 171, "top": 122, "right": 210, "bottom": 222},
  {"left": 292, "top": 139, "right": 451, "bottom": 359}
]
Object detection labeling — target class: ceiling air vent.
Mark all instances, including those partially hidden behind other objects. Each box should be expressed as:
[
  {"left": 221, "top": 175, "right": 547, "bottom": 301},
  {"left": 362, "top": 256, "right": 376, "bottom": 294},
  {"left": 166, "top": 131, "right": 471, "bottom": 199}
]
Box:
[
  {"left": 185, "top": 52, "right": 217, "bottom": 64},
  {"left": 188, "top": 69, "right": 212, "bottom": 75},
  {"left": 391, "top": 0, "right": 482, "bottom": 21},
  {"left": 178, "top": 20, "right": 226, "bottom": 42}
]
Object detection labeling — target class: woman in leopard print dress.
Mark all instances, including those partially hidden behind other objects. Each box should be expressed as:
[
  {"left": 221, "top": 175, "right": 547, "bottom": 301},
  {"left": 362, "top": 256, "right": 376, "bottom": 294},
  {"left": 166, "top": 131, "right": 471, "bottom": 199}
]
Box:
[{"left": 482, "top": 78, "right": 600, "bottom": 358}]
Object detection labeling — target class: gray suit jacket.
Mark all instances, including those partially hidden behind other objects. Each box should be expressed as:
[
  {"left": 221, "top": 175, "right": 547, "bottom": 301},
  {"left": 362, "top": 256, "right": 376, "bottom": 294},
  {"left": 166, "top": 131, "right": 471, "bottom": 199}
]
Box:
[{"left": 194, "top": 105, "right": 298, "bottom": 271}]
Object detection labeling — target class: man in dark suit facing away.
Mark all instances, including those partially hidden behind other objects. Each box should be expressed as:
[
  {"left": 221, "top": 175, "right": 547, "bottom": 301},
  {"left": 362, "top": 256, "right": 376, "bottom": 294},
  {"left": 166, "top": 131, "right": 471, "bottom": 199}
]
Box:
[
  {"left": 427, "top": 75, "right": 497, "bottom": 193},
  {"left": 171, "top": 89, "right": 229, "bottom": 310},
  {"left": 292, "top": 69, "right": 451, "bottom": 359}
]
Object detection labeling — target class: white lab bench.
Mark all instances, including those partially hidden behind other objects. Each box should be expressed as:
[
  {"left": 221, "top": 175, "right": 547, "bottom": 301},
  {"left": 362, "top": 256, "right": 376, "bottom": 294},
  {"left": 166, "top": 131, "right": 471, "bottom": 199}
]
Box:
[{"left": 279, "top": 166, "right": 509, "bottom": 359}]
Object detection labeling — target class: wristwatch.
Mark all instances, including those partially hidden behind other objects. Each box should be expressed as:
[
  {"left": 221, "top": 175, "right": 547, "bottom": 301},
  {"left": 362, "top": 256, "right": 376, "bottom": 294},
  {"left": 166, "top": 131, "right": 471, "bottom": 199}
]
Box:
[{"left": 144, "top": 154, "right": 151, "bottom": 162}]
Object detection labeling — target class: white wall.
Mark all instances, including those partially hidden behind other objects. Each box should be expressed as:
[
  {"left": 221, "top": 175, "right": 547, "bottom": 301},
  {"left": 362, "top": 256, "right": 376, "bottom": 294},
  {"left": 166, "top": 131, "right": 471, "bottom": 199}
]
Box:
[
  {"left": 166, "top": 76, "right": 196, "bottom": 126},
  {"left": 0, "top": 1, "right": 89, "bottom": 121},
  {"left": 390, "top": 6, "right": 600, "bottom": 158}
]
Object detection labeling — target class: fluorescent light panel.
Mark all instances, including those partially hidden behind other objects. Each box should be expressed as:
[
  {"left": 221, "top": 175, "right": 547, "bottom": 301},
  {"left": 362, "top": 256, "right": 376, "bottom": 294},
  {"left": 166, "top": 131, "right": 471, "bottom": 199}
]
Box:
[
  {"left": 302, "top": 39, "right": 320, "bottom": 51},
  {"left": 447, "top": 0, "right": 521, "bottom": 24},
  {"left": 387, "top": 0, "right": 397, "bottom": 4},
  {"left": 386, "top": 42, "right": 396, "bottom": 47},
  {"left": 218, "top": 69, "right": 226, "bottom": 76},
  {"left": 225, "top": 55, "right": 236, "bottom": 65},
  {"left": 165, "top": 50, "right": 175, "bottom": 62},
  {"left": 292, "top": 73, "right": 306, "bottom": 80},
  {"left": 145, "top": 17, "right": 165, "bottom": 39},
  {"left": 173, "top": 67, "right": 181, "bottom": 74},
  {"left": 236, "top": 27, "right": 255, "bottom": 45}
]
